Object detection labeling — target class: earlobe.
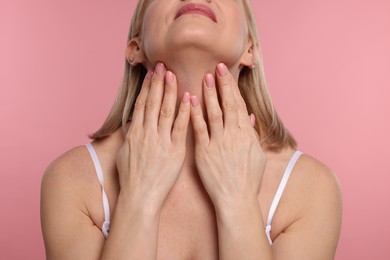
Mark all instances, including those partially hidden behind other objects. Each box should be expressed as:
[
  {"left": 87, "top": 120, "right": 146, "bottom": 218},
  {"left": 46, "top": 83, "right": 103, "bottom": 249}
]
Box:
[
  {"left": 240, "top": 41, "right": 258, "bottom": 69},
  {"left": 125, "top": 38, "right": 145, "bottom": 66}
]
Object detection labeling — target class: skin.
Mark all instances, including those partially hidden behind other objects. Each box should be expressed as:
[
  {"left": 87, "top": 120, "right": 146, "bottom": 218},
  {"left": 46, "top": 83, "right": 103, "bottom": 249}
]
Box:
[{"left": 41, "top": 0, "right": 342, "bottom": 259}]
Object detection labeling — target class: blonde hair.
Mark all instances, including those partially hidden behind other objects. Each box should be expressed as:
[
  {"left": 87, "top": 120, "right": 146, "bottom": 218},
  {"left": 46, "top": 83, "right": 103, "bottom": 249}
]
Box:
[{"left": 90, "top": 0, "right": 296, "bottom": 151}]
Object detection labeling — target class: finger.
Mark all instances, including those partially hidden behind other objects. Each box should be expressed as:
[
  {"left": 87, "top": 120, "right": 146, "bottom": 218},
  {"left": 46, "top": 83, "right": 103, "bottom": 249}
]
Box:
[
  {"left": 172, "top": 92, "right": 191, "bottom": 146},
  {"left": 216, "top": 63, "right": 239, "bottom": 130},
  {"left": 144, "top": 62, "right": 166, "bottom": 130},
  {"left": 203, "top": 74, "right": 223, "bottom": 140},
  {"left": 249, "top": 113, "right": 255, "bottom": 127},
  {"left": 231, "top": 77, "right": 251, "bottom": 128},
  {"left": 131, "top": 69, "right": 153, "bottom": 129},
  {"left": 190, "top": 95, "right": 210, "bottom": 146},
  {"left": 158, "top": 71, "right": 177, "bottom": 137}
]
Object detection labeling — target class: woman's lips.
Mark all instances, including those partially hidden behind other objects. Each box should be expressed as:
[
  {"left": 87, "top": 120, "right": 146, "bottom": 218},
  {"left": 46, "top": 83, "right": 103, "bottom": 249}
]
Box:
[{"left": 175, "top": 3, "right": 217, "bottom": 23}]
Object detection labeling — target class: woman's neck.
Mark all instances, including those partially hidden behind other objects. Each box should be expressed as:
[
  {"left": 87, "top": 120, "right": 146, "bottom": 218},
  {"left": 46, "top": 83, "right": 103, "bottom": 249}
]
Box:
[
  {"left": 161, "top": 51, "right": 241, "bottom": 105},
  {"left": 157, "top": 52, "right": 241, "bottom": 169}
]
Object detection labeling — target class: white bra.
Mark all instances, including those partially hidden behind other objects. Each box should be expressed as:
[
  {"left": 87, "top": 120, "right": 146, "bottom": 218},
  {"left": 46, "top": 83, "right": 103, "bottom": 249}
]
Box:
[
  {"left": 264, "top": 150, "right": 302, "bottom": 244},
  {"left": 85, "top": 143, "right": 111, "bottom": 238},
  {"left": 85, "top": 143, "right": 302, "bottom": 245}
]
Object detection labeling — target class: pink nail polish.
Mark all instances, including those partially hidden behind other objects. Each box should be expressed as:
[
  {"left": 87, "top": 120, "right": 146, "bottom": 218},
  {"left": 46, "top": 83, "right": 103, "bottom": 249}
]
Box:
[
  {"left": 205, "top": 74, "right": 214, "bottom": 88},
  {"left": 146, "top": 69, "right": 154, "bottom": 79},
  {"left": 190, "top": 96, "right": 199, "bottom": 107},
  {"left": 165, "top": 71, "right": 174, "bottom": 85},
  {"left": 250, "top": 114, "right": 256, "bottom": 127},
  {"left": 217, "top": 63, "right": 228, "bottom": 76},
  {"left": 182, "top": 92, "right": 190, "bottom": 104},
  {"left": 155, "top": 62, "right": 165, "bottom": 75}
]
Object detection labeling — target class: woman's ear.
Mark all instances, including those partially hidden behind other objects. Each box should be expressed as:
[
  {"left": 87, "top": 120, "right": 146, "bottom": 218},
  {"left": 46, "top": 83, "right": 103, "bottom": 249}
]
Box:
[
  {"left": 125, "top": 37, "right": 145, "bottom": 66},
  {"left": 240, "top": 41, "right": 258, "bottom": 69}
]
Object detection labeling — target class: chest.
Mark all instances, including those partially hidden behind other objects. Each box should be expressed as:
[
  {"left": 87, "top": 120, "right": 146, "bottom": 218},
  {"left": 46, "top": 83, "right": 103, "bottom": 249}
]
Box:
[
  {"left": 156, "top": 169, "right": 219, "bottom": 259},
  {"left": 88, "top": 164, "right": 293, "bottom": 259}
]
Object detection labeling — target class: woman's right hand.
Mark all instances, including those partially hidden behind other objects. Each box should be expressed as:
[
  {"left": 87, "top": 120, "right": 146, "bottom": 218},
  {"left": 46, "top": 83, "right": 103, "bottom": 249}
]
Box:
[{"left": 116, "top": 62, "right": 190, "bottom": 213}]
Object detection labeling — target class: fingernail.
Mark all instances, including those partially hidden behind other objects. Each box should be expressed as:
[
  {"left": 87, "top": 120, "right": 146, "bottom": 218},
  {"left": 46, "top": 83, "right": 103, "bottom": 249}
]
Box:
[
  {"left": 146, "top": 68, "right": 154, "bottom": 79},
  {"left": 182, "top": 92, "right": 190, "bottom": 104},
  {"left": 155, "top": 62, "right": 165, "bottom": 75},
  {"left": 217, "top": 63, "right": 228, "bottom": 76},
  {"left": 250, "top": 114, "right": 256, "bottom": 127},
  {"left": 190, "top": 95, "right": 199, "bottom": 107},
  {"left": 205, "top": 74, "right": 214, "bottom": 88},
  {"left": 165, "top": 71, "right": 174, "bottom": 85}
]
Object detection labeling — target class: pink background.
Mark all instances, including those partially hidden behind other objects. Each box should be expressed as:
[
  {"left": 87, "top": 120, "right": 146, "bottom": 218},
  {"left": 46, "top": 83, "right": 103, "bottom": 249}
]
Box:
[{"left": 1, "top": 0, "right": 389, "bottom": 259}]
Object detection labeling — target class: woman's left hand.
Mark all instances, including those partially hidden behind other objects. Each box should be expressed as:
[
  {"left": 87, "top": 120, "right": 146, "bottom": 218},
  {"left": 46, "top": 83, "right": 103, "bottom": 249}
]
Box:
[{"left": 190, "top": 63, "right": 266, "bottom": 212}]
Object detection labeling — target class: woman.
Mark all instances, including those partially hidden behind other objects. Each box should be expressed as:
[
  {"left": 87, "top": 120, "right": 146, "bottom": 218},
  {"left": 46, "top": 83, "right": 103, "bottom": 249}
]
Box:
[{"left": 41, "top": 0, "right": 342, "bottom": 259}]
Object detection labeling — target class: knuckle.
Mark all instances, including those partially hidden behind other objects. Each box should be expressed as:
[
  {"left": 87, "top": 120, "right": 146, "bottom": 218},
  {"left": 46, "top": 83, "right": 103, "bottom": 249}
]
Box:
[
  {"left": 208, "top": 111, "right": 223, "bottom": 122},
  {"left": 191, "top": 107, "right": 203, "bottom": 117},
  {"left": 146, "top": 99, "right": 159, "bottom": 109},
  {"left": 205, "top": 88, "right": 217, "bottom": 97},
  {"left": 151, "top": 74, "right": 164, "bottom": 85},
  {"left": 164, "top": 84, "right": 175, "bottom": 94},
  {"left": 194, "top": 124, "right": 208, "bottom": 136},
  {"left": 222, "top": 101, "right": 238, "bottom": 111},
  {"left": 179, "top": 104, "right": 190, "bottom": 113},
  {"left": 219, "top": 78, "right": 231, "bottom": 88},
  {"left": 173, "top": 122, "right": 186, "bottom": 133},
  {"left": 134, "top": 99, "right": 146, "bottom": 110},
  {"left": 160, "top": 107, "right": 173, "bottom": 118}
]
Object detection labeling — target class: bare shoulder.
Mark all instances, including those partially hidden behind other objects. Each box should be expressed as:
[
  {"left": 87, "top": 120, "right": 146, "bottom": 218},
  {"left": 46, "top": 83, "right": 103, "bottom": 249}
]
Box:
[
  {"left": 41, "top": 145, "right": 107, "bottom": 258},
  {"left": 42, "top": 128, "right": 123, "bottom": 195},
  {"left": 288, "top": 152, "right": 342, "bottom": 219},
  {"left": 41, "top": 145, "right": 95, "bottom": 193},
  {"left": 41, "top": 145, "right": 97, "bottom": 223},
  {"left": 271, "top": 152, "right": 342, "bottom": 259},
  {"left": 268, "top": 148, "right": 342, "bottom": 201},
  {"left": 294, "top": 153, "right": 342, "bottom": 200}
]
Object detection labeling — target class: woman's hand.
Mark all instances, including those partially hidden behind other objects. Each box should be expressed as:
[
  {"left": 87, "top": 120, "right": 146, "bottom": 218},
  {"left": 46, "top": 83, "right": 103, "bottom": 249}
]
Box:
[
  {"left": 189, "top": 63, "right": 266, "bottom": 212},
  {"left": 116, "top": 63, "right": 190, "bottom": 213}
]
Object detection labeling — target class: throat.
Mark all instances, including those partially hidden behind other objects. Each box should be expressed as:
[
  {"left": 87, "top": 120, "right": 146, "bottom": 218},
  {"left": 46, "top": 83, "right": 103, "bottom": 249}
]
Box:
[
  {"left": 157, "top": 49, "right": 241, "bottom": 105},
  {"left": 165, "top": 54, "right": 219, "bottom": 103}
]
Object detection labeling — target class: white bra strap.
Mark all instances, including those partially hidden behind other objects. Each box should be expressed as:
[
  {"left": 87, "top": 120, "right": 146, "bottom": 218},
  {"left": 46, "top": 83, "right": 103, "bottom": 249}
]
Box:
[
  {"left": 265, "top": 224, "right": 273, "bottom": 245},
  {"left": 266, "top": 150, "right": 302, "bottom": 227},
  {"left": 86, "top": 143, "right": 111, "bottom": 237}
]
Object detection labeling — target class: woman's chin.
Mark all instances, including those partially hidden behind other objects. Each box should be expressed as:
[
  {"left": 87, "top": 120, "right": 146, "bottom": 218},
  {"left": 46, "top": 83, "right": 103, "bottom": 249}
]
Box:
[
  {"left": 146, "top": 39, "right": 241, "bottom": 67},
  {"left": 169, "top": 29, "right": 218, "bottom": 49}
]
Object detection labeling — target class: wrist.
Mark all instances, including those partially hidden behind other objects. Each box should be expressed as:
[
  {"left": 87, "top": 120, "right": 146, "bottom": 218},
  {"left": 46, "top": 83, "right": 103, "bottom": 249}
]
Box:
[
  {"left": 214, "top": 196, "right": 260, "bottom": 224},
  {"left": 117, "top": 190, "right": 162, "bottom": 221}
]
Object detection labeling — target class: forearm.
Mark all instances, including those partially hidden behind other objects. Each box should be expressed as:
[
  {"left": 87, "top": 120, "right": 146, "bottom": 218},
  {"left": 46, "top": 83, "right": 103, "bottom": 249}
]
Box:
[
  {"left": 215, "top": 198, "right": 272, "bottom": 260},
  {"left": 99, "top": 192, "right": 161, "bottom": 260}
]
